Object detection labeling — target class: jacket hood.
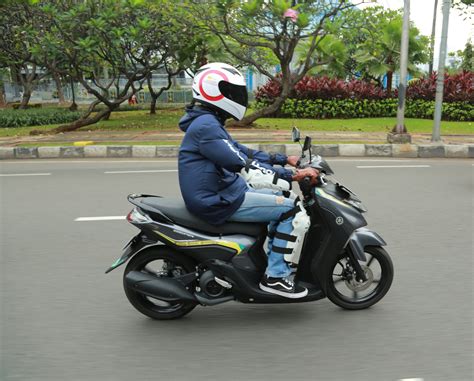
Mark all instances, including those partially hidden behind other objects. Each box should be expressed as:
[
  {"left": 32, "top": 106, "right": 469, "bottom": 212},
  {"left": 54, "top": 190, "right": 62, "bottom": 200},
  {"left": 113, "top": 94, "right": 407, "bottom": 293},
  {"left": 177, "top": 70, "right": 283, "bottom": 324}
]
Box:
[{"left": 179, "top": 105, "right": 224, "bottom": 132}]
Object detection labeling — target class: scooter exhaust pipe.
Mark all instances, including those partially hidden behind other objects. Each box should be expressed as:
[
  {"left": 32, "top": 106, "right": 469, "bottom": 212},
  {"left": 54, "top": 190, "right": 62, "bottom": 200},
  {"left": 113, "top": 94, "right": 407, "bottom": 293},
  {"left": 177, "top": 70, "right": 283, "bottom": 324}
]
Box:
[{"left": 125, "top": 271, "right": 197, "bottom": 303}]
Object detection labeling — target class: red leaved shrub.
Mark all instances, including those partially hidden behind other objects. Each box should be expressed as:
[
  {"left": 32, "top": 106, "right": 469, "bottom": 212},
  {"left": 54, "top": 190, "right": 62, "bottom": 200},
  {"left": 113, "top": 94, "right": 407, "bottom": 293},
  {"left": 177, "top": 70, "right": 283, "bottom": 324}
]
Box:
[
  {"left": 294, "top": 76, "right": 390, "bottom": 100},
  {"left": 406, "top": 71, "right": 474, "bottom": 102},
  {"left": 255, "top": 71, "right": 473, "bottom": 104},
  {"left": 254, "top": 76, "right": 282, "bottom": 103}
]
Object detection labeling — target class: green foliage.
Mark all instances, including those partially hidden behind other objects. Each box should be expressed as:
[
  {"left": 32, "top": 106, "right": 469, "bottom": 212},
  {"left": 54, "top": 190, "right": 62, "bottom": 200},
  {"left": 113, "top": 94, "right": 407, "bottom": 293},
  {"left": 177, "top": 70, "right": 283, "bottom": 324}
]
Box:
[
  {"left": 461, "top": 40, "right": 473, "bottom": 71},
  {"left": 0, "top": 108, "right": 82, "bottom": 128},
  {"left": 189, "top": 0, "right": 359, "bottom": 124},
  {"left": 264, "top": 98, "right": 473, "bottom": 121},
  {"left": 339, "top": 6, "right": 429, "bottom": 82}
]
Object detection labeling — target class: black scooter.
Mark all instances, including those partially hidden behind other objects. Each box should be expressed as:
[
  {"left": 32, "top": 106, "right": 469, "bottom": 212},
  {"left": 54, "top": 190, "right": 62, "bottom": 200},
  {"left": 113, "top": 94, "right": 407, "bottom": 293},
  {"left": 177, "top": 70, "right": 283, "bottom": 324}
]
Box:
[{"left": 106, "top": 128, "right": 393, "bottom": 320}]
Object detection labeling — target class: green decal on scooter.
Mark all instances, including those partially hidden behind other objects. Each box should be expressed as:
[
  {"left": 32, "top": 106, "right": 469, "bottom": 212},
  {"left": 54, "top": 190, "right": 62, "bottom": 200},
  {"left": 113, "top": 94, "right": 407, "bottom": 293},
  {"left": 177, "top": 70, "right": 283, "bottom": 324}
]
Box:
[{"left": 112, "top": 257, "right": 125, "bottom": 268}]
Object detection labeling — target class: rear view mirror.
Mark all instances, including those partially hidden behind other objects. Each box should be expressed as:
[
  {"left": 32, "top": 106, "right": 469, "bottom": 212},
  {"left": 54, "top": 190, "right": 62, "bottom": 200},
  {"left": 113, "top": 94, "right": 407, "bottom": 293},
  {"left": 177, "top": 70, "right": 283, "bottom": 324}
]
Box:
[
  {"left": 292, "top": 127, "right": 300, "bottom": 142},
  {"left": 302, "top": 136, "right": 312, "bottom": 151}
]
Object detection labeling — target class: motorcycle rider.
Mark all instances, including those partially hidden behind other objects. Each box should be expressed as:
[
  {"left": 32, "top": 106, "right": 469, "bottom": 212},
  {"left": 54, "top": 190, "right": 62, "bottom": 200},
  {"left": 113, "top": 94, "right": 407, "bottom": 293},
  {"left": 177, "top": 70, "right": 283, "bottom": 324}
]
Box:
[{"left": 178, "top": 63, "right": 319, "bottom": 298}]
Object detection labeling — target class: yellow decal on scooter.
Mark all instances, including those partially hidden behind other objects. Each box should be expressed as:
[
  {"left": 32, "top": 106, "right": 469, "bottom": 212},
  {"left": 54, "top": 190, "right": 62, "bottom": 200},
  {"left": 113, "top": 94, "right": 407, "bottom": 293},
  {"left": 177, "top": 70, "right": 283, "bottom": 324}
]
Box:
[
  {"left": 153, "top": 230, "right": 243, "bottom": 254},
  {"left": 315, "top": 189, "right": 350, "bottom": 208}
]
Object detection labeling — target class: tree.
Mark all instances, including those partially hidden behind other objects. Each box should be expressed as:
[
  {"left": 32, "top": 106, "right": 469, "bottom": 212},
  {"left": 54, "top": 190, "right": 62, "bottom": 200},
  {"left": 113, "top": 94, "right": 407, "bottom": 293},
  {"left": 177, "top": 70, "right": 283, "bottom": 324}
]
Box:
[
  {"left": 0, "top": 2, "right": 48, "bottom": 108},
  {"left": 447, "top": 50, "right": 463, "bottom": 74},
  {"left": 31, "top": 0, "right": 185, "bottom": 132},
  {"left": 143, "top": 3, "right": 207, "bottom": 115},
  {"left": 460, "top": 40, "right": 473, "bottom": 71},
  {"left": 335, "top": 6, "right": 401, "bottom": 83},
  {"left": 452, "top": 0, "right": 473, "bottom": 19},
  {"left": 352, "top": 7, "right": 429, "bottom": 93},
  {"left": 0, "top": 68, "right": 8, "bottom": 107},
  {"left": 188, "top": 0, "right": 362, "bottom": 126}
]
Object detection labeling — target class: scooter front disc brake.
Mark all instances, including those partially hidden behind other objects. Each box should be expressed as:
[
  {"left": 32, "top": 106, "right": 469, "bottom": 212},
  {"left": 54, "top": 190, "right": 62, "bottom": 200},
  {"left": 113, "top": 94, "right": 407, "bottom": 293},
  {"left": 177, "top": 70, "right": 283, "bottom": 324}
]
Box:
[{"left": 345, "top": 266, "right": 374, "bottom": 292}]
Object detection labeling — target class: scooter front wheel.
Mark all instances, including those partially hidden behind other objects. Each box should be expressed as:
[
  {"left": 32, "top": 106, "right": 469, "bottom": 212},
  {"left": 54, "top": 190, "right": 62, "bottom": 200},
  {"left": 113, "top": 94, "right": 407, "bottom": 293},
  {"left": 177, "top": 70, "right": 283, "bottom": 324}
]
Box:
[{"left": 326, "top": 246, "right": 393, "bottom": 310}]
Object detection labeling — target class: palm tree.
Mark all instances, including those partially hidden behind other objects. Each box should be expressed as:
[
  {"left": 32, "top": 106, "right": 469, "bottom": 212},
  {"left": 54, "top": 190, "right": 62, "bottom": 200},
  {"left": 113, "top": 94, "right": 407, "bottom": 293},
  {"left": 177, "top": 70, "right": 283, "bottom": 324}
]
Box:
[{"left": 355, "top": 17, "right": 429, "bottom": 93}]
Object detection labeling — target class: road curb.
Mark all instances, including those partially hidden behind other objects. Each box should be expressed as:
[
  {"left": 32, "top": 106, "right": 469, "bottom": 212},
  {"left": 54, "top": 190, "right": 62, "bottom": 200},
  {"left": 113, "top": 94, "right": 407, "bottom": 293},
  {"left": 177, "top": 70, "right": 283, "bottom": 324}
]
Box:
[{"left": 1, "top": 143, "right": 473, "bottom": 160}]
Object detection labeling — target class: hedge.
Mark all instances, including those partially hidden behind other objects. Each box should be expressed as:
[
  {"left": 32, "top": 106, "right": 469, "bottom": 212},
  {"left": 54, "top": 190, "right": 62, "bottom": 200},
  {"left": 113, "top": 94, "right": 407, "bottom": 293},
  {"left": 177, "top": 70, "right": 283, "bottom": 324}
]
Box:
[
  {"left": 256, "top": 72, "right": 474, "bottom": 104},
  {"left": 257, "top": 98, "right": 474, "bottom": 121},
  {"left": 0, "top": 108, "right": 82, "bottom": 128}
]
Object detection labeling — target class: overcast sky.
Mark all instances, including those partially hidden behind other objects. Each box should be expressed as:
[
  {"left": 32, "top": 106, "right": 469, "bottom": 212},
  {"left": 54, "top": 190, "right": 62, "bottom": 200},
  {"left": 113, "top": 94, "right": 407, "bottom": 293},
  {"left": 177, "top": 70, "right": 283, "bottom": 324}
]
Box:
[{"left": 360, "top": 0, "right": 473, "bottom": 69}]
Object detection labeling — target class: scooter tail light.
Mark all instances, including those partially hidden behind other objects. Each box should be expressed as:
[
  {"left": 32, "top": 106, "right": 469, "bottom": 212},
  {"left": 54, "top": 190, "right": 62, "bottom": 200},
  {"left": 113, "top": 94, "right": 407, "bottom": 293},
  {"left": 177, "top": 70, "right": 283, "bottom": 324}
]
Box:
[{"left": 127, "top": 207, "right": 152, "bottom": 223}]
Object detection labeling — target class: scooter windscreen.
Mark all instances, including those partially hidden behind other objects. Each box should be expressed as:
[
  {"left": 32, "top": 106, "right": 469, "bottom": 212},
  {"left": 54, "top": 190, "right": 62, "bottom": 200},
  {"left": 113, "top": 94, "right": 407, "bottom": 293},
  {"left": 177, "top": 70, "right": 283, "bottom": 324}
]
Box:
[{"left": 309, "top": 155, "right": 334, "bottom": 175}]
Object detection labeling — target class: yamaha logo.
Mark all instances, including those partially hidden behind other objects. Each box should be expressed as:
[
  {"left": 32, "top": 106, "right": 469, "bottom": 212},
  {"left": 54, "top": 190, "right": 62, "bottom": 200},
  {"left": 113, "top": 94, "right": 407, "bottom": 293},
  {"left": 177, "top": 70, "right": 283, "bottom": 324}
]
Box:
[{"left": 335, "top": 217, "right": 344, "bottom": 225}]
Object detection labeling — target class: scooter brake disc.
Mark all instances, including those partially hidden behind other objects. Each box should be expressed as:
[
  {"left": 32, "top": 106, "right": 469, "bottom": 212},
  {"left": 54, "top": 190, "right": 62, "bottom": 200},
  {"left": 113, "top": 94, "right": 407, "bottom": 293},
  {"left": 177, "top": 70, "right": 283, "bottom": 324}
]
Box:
[{"left": 345, "top": 266, "right": 374, "bottom": 292}]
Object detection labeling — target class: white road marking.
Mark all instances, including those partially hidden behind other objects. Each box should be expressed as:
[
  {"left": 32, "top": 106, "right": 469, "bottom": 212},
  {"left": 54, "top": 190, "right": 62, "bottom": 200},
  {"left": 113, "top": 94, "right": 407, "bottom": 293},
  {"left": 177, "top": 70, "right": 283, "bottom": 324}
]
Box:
[
  {"left": 0, "top": 160, "right": 176, "bottom": 164},
  {"left": 0, "top": 173, "right": 51, "bottom": 177},
  {"left": 398, "top": 378, "right": 424, "bottom": 381},
  {"left": 331, "top": 159, "right": 416, "bottom": 162},
  {"left": 75, "top": 216, "right": 125, "bottom": 222},
  {"left": 104, "top": 169, "right": 178, "bottom": 174},
  {"left": 357, "top": 165, "right": 431, "bottom": 169}
]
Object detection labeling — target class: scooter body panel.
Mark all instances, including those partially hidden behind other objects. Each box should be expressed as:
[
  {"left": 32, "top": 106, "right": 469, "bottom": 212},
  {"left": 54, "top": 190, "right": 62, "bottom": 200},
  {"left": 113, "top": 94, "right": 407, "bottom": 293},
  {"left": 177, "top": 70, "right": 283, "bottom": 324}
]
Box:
[{"left": 106, "top": 220, "right": 258, "bottom": 273}]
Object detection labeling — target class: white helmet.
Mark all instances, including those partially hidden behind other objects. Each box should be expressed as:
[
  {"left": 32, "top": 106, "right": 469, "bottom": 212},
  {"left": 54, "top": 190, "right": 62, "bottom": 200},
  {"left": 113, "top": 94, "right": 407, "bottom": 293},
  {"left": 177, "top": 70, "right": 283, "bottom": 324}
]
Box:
[{"left": 192, "top": 62, "right": 248, "bottom": 121}]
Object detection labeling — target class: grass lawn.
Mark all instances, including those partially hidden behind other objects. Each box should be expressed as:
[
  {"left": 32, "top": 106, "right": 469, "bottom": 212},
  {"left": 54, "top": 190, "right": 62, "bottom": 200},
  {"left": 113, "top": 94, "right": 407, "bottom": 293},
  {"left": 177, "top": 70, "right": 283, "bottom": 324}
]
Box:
[
  {"left": 17, "top": 140, "right": 386, "bottom": 148},
  {"left": 0, "top": 109, "right": 472, "bottom": 138},
  {"left": 258, "top": 117, "right": 473, "bottom": 134}
]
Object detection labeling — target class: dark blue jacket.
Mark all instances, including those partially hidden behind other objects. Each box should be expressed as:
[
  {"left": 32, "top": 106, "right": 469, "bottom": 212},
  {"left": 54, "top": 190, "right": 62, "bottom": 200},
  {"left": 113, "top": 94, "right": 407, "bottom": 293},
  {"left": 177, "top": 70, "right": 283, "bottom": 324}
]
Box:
[{"left": 178, "top": 106, "right": 293, "bottom": 225}]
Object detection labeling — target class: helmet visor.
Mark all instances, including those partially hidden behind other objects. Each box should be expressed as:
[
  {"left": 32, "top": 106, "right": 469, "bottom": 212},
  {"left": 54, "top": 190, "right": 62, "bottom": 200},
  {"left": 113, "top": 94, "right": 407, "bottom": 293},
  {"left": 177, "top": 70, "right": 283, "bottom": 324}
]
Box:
[{"left": 218, "top": 81, "right": 248, "bottom": 108}]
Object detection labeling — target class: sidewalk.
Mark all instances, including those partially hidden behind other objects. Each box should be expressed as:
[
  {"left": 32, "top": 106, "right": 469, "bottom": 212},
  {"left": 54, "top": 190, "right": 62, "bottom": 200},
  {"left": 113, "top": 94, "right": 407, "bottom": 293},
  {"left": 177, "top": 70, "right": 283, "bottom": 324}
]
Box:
[{"left": 1, "top": 128, "right": 473, "bottom": 146}]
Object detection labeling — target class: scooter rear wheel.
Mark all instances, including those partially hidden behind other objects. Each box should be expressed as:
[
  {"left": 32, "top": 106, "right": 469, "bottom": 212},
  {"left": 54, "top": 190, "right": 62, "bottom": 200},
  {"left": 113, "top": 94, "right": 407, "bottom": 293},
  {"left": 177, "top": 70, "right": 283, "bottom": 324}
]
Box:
[
  {"left": 326, "top": 246, "right": 393, "bottom": 310},
  {"left": 123, "top": 248, "right": 197, "bottom": 320}
]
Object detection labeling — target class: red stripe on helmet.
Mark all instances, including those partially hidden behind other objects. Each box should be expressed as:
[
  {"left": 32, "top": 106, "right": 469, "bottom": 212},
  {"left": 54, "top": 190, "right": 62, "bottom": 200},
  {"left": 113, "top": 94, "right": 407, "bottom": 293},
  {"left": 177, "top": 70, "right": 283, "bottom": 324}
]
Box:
[{"left": 198, "top": 69, "right": 229, "bottom": 102}]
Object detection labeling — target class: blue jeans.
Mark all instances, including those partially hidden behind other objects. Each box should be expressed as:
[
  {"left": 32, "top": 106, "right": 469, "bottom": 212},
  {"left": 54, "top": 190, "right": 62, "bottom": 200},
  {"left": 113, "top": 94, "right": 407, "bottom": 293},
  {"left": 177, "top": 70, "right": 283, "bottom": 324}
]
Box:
[{"left": 228, "top": 188, "right": 295, "bottom": 278}]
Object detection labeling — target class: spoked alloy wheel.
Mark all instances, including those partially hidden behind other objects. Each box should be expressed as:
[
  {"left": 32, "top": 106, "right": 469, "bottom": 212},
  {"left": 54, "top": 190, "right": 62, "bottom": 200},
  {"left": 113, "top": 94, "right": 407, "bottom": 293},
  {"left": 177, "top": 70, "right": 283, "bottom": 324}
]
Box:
[
  {"left": 326, "top": 246, "right": 393, "bottom": 310},
  {"left": 123, "top": 248, "right": 197, "bottom": 320}
]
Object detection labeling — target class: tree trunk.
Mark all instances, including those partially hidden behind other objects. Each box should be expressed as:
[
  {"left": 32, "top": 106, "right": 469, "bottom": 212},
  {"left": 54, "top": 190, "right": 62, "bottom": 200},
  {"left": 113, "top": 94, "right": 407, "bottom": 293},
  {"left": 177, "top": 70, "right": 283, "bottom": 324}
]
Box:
[
  {"left": 53, "top": 72, "right": 66, "bottom": 104},
  {"left": 102, "top": 109, "right": 112, "bottom": 121},
  {"left": 150, "top": 95, "right": 158, "bottom": 114},
  {"left": 228, "top": 61, "right": 293, "bottom": 127},
  {"left": 0, "top": 84, "right": 6, "bottom": 108},
  {"left": 69, "top": 78, "right": 78, "bottom": 111},
  {"left": 147, "top": 69, "right": 175, "bottom": 115},
  {"left": 50, "top": 108, "right": 111, "bottom": 133},
  {"left": 69, "top": 101, "right": 78, "bottom": 111},
  {"left": 19, "top": 87, "right": 32, "bottom": 109},
  {"left": 386, "top": 71, "right": 393, "bottom": 94},
  {"left": 227, "top": 95, "right": 288, "bottom": 127}
]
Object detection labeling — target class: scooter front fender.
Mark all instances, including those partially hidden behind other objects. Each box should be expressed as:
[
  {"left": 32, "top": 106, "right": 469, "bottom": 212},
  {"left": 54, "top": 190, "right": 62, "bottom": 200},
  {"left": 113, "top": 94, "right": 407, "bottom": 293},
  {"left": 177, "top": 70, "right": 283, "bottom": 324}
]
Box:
[
  {"left": 105, "top": 233, "right": 162, "bottom": 274},
  {"left": 347, "top": 227, "right": 387, "bottom": 262}
]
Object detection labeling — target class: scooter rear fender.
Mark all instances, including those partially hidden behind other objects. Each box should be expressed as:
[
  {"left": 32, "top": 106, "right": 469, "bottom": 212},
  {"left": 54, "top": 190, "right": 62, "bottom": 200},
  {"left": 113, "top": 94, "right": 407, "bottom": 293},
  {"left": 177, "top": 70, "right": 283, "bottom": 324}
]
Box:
[
  {"left": 105, "top": 233, "right": 161, "bottom": 274},
  {"left": 347, "top": 227, "right": 387, "bottom": 262}
]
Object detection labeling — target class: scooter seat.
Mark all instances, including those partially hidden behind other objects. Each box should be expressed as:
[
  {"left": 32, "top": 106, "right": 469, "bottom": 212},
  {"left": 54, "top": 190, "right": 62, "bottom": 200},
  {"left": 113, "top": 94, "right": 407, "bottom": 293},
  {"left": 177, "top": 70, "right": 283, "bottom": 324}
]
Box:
[{"left": 140, "top": 197, "right": 265, "bottom": 237}]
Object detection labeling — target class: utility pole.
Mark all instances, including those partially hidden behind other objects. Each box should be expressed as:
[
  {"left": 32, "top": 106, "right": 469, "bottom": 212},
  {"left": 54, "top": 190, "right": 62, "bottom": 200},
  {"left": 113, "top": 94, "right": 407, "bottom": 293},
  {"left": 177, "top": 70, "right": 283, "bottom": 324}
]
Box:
[
  {"left": 395, "top": 0, "right": 410, "bottom": 134},
  {"left": 429, "top": 0, "right": 439, "bottom": 75},
  {"left": 432, "top": 0, "right": 451, "bottom": 142}
]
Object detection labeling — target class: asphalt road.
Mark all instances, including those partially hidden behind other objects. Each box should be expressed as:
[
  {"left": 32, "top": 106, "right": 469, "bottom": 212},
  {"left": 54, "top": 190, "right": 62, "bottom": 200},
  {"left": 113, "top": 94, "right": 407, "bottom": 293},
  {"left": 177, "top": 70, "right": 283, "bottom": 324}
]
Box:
[{"left": 1, "top": 158, "right": 472, "bottom": 381}]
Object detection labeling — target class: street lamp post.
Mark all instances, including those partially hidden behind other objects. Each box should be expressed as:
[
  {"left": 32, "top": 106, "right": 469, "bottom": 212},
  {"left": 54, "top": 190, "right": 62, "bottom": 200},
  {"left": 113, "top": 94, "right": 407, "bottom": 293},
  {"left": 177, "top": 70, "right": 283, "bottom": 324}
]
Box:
[
  {"left": 429, "top": 0, "right": 439, "bottom": 76},
  {"left": 395, "top": 0, "right": 410, "bottom": 135},
  {"left": 432, "top": 0, "right": 451, "bottom": 142},
  {"left": 388, "top": 0, "right": 412, "bottom": 144}
]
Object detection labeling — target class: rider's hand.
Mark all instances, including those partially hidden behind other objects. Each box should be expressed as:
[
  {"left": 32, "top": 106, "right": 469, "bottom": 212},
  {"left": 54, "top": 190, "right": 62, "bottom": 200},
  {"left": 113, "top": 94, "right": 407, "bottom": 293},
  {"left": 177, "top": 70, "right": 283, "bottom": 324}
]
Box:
[
  {"left": 292, "top": 167, "right": 320, "bottom": 185},
  {"left": 286, "top": 156, "right": 299, "bottom": 167}
]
